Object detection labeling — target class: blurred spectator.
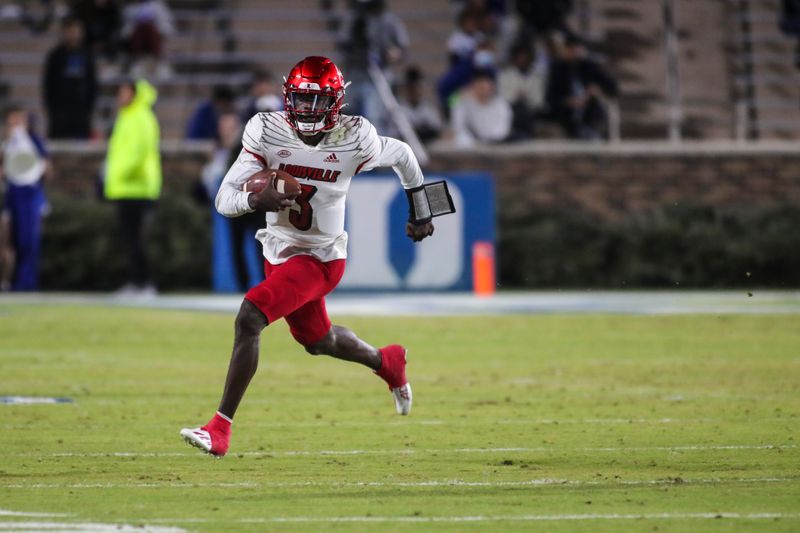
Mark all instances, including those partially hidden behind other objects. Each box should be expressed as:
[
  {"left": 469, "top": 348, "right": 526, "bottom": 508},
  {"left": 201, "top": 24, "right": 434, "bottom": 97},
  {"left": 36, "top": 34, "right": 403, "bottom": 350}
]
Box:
[
  {"left": 465, "top": 0, "right": 517, "bottom": 59},
  {"left": 498, "top": 41, "right": 547, "bottom": 140},
  {"left": 780, "top": 0, "right": 800, "bottom": 68},
  {"left": 453, "top": 0, "right": 507, "bottom": 36},
  {"left": 241, "top": 69, "right": 282, "bottom": 122},
  {"left": 0, "top": 204, "right": 9, "bottom": 291},
  {"left": 121, "top": 0, "right": 175, "bottom": 79},
  {"left": 42, "top": 16, "right": 97, "bottom": 139},
  {"left": 0, "top": 64, "right": 8, "bottom": 101},
  {"left": 71, "top": 0, "right": 122, "bottom": 60},
  {"left": 398, "top": 66, "right": 442, "bottom": 143},
  {"left": 336, "top": 6, "right": 371, "bottom": 118},
  {"left": 0, "top": 104, "right": 51, "bottom": 291},
  {"left": 438, "top": 39, "right": 497, "bottom": 113},
  {"left": 447, "top": 9, "right": 482, "bottom": 64},
  {"left": 187, "top": 86, "right": 236, "bottom": 141},
  {"left": 18, "top": 0, "right": 59, "bottom": 34},
  {"left": 104, "top": 80, "right": 161, "bottom": 295},
  {"left": 70, "top": 0, "right": 122, "bottom": 59},
  {"left": 546, "top": 35, "right": 618, "bottom": 140},
  {"left": 336, "top": 0, "right": 409, "bottom": 132},
  {"left": 451, "top": 69, "right": 511, "bottom": 146},
  {"left": 200, "top": 114, "right": 242, "bottom": 205},
  {"left": 516, "top": 0, "right": 573, "bottom": 42},
  {"left": 202, "top": 112, "right": 264, "bottom": 292}
]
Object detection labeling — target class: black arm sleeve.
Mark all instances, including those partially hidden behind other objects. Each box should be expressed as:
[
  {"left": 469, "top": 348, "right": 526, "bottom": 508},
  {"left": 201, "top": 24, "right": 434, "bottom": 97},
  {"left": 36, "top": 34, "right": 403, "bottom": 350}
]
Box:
[{"left": 405, "top": 185, "right": 432, "bottom": 225}]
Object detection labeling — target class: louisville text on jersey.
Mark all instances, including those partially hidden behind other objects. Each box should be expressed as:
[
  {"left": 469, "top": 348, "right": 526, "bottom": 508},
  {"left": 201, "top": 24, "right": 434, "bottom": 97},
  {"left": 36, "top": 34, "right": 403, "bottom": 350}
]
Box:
[{"left": 278, "top": 163, "right": 341, "bottom": 183}]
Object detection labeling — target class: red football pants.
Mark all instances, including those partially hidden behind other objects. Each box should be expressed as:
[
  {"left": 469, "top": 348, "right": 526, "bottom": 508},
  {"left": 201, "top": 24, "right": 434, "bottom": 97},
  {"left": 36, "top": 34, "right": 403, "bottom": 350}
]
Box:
[{"left": 244, "top": 255, "right": 345, "bottom": 346}]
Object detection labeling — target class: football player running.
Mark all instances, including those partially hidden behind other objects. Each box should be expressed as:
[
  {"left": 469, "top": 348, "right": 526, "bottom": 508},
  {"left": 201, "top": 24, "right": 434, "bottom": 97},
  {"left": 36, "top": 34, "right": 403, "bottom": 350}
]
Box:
[{"left": 181, "top": 56, "right": 434, "bottom": 457}]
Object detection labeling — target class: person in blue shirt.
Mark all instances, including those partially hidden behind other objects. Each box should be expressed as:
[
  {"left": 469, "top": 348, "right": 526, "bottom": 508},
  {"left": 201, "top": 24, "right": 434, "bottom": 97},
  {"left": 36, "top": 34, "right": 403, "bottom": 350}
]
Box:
[
  {"left": 186, "top": 85, "right": 236, "bottom": 141},
  {"left": 0, "top": 105, "right": 51, "bottom": 291}
]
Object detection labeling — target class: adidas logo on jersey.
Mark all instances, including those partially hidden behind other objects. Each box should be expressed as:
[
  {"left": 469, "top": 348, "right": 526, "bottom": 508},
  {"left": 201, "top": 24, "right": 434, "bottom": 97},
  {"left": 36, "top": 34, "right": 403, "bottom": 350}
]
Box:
[{"left": 323, "top": 153, "right": 339, "bottom": 164}]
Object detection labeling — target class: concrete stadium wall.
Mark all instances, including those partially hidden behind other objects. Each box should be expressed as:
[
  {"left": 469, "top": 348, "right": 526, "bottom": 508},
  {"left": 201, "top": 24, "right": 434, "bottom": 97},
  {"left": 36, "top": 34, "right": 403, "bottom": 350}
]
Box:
[
  {"left": 46, "top": 141, "right": 214, "bottom": 198},
  {"left": 46, "top": 140, "right": 800, "bottom": 216},
  {"left": 428, "top": 142, "right": 800, "bottom": 220}
]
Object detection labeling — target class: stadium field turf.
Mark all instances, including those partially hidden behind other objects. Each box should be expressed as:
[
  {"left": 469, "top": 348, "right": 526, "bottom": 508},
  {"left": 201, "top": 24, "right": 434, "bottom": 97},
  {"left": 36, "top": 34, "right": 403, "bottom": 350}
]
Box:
[{"left": 1, "top": 303, "right": 798, "bottom": 531}]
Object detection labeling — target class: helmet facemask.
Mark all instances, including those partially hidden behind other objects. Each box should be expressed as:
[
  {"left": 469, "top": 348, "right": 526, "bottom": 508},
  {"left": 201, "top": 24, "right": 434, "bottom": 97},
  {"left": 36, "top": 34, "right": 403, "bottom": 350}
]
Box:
[{"left": 285, "top": 89, "right": 339, "bottom": 135}]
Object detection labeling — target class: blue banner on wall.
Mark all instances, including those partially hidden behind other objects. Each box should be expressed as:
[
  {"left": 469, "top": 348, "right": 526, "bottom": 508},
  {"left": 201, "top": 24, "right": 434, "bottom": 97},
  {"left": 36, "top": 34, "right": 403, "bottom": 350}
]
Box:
[{"left": 212, "top": 172, "right": 495, "bottom": 292}]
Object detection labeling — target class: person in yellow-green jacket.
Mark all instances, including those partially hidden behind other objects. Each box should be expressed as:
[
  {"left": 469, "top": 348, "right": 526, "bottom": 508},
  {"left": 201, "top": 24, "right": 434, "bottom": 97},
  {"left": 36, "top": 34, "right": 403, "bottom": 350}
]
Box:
[{"left": 104, "top": 79, "right": 161, "bottom": 295}]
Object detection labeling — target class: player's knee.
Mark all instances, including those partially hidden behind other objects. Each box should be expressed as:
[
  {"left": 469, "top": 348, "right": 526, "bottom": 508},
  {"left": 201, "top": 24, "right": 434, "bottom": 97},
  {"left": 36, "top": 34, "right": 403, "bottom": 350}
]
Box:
[
  {"left": 235, "top": 300, "right": 267, "bottom": 338},
  {"left": 304, "top": 342, "right": 324, "bottom": 356},
  {"left": 304, "top": 328, "right": 335, "bottom": 356}
]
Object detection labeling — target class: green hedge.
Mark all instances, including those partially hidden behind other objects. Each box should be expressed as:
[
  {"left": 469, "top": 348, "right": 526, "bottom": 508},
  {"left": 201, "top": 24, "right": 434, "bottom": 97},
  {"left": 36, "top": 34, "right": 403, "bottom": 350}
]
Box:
[
  {"left": 40, "top": 193, "right": 211, "bottom": 291},
  {"left": 37, "top": 195, "right": 799, "bottom": 290},
  {"left": 499, "top": 204, "right": 800, "bottom": 288}
]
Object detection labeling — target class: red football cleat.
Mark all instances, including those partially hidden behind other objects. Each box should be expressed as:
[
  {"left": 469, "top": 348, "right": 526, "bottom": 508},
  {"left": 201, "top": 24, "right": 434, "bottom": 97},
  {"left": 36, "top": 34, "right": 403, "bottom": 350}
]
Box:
[
  {"left": 180, "top": 413, "right": 231, "bottom": 457},
  {"left": 375, "top": 345, "right": 412, "bottom": 415}
]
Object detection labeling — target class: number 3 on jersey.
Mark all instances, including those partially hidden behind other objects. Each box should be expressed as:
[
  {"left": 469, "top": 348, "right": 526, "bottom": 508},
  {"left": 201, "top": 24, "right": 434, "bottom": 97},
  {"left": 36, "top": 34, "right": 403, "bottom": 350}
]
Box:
[{"left": 289, "top": 184, "right": 317, "bottom": 231}]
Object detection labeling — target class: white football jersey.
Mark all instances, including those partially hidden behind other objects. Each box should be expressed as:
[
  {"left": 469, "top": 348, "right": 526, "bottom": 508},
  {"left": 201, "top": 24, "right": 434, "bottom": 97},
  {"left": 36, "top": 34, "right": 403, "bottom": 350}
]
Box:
[{"left": 215, "top": 112, "right": 424, "bottom": 264}]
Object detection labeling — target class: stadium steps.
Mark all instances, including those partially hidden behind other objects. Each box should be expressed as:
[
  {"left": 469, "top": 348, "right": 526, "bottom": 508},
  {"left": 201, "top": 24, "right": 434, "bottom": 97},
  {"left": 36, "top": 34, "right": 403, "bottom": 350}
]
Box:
[
  {"left": 592, "top": 0, "right": 670, "bottom": 139},
  {"left": 7, "top": 1, "right": 791, "bottom": 141},
  {"left": 0, "top": 13, "right": 235, "bottom": 139},
  {"left": 730, "top": 0, "right": 800, "bottom": 139},
  {"left": 315, "top": 0, "right": 453, "bottom": 98},
  {"left": 0, "top": 1, "right": 342, "bottom": 139},
  {"left": 673, "top": 0, "right": 737, "bottom": 139},
  {"left": 593, "top": 0, "right": 736, "bottom": 140},
  {"left": 378, "top": 2, "right": 453, "bottom": 85}
]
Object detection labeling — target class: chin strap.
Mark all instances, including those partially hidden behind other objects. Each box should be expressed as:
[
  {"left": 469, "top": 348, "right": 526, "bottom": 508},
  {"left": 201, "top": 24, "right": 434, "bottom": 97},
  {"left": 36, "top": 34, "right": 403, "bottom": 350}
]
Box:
[{"left": 405, "top": 181, "right": 456, "bottom": 225}]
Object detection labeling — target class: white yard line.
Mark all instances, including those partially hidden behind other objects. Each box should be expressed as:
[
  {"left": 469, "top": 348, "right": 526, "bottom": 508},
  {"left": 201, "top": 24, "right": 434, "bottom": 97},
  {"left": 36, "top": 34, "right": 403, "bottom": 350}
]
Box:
[
  {"left": 10, "top": 417, "right": 793, "bottom": 431},
  {"left": 3, "top": 290, "right": 800, "bottom": 315},
  {"left": 588, "top": 444, "right": 798, "bottom": 452},
  {"left": 137, "top": 512, "right": 800, "bottom": 524},
  {"left": 0, "top": 522, "right": 185, "bottom": 532},
  {"left": 0, "top": 397, "right": 73, "bottom": 405},
  {"left": 229, "top": 417, "right": 724, "bottom": 428},
  {"left": 2, "top": 508, "right": 798, "bottom": 529},
  {"left": 1, "top": 477, "right": 793, "bottom": 490},
  {"left": 0, "top": 511, "right": 67, "bottom": 517},
  {"left": 0, "top": 512, "right": 185, "bottom": 533},
  {"left": 254, "top": 512, "right": 800, "bottom": 523},
  {"left": 1, "top": 513, "right": 796, "bottom": 530},
  {"left": 15, "top": 443, "right": 794, "bottom": 459}
]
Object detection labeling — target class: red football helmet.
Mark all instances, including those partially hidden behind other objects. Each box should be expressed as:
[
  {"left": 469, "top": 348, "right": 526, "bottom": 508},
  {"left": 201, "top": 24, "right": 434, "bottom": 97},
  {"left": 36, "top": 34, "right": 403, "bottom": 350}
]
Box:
[{"left": 283, "top": 56, "right": 347, "bottom": 135}]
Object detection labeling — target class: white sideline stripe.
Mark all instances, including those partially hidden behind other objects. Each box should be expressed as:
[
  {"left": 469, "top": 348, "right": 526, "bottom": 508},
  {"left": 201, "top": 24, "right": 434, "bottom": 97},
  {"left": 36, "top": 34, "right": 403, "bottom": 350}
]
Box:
[
  {"left": 243, "top": 417, "right": 724, "bottom": 428},
  {"left": 6, "top": 290, "right": 799, "bottom": 316},
  {"left": 586, "top": 444, "right": 799, "bottom": 452},
  {"left": 28, "top": 443, "right": 797, "bottom": 458},
  {"left": 0, "top": 396, "right": 73, "bottom": 405},
  {"left": 138, "top": 512, "right": 800, "bottom": 524},
  {"left": 1, "top": 477, "right": 793, "bottom": 490},
  {"left": 8, "top": 417, "right": 792, "bottom": 432},
  {"left": 2, "top": 514, "right": 799, "bottom": 529},
  {"left": 0, "top": 522, "right": 185, "bottom": 532},
  {"left": 0, "top": 511, "right": 67, "bottom": 517},
  {"left": 4, "top": 417, "right": 745, "bottom": 430}
]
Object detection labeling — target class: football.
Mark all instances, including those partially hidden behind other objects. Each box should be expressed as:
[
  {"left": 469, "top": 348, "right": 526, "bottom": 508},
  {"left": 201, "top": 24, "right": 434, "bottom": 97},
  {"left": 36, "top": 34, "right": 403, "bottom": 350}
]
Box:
[{"left": 241, "top": 169, "right": 302, "bottom": 195}]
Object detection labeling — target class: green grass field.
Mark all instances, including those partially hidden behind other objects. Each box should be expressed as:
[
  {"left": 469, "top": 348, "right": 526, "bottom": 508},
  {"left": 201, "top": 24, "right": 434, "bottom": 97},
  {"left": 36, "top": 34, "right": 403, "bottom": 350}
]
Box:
[{"left": 1, "top": 302, "right": 799, "bottom": 531}]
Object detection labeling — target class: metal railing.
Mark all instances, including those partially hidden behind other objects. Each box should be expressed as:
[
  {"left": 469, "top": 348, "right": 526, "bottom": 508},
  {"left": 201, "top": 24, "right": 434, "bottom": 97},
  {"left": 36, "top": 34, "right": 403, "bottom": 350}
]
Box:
[
  {"left": 662, "top": 0, "right": 683, "bottom": 142},
  {"left": 732, "top": 0, "right": 758, "bottom": 140},
  {"left": 367, "top": 61, "right": 429, "bottom": 166}
]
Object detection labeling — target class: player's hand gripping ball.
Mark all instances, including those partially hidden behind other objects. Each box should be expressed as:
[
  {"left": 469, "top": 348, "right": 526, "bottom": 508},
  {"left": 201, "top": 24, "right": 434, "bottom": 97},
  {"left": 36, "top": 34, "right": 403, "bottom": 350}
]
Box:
[{"left": 244, "top": 169, "right": 302, "bottom": 212}]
